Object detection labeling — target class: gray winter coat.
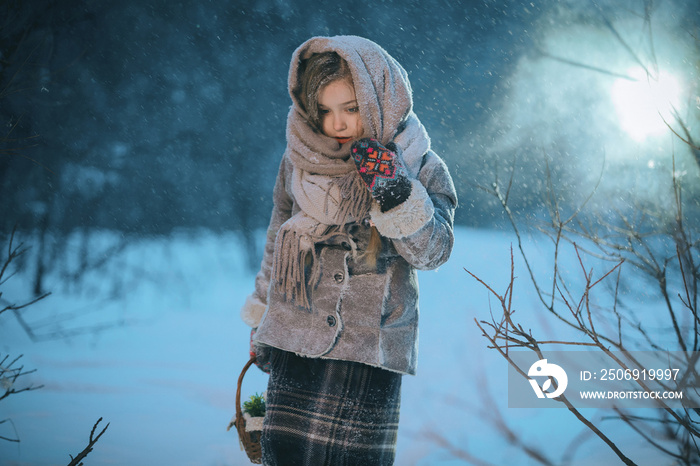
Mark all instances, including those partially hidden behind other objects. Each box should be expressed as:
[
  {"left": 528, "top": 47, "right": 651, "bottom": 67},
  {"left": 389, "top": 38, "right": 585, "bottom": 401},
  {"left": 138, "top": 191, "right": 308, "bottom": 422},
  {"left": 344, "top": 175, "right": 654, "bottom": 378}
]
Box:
[{"left": 242, "top": 149, "right": 457, "bottom": 375}]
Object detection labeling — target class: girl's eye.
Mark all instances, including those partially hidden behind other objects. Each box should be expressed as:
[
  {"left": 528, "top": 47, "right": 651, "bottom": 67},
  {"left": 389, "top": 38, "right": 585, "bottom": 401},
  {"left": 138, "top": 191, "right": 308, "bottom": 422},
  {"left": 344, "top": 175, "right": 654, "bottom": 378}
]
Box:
[
  {"left": 319, "top": 108, "right": 330, "bottom": 115},
  {"left": 348, "top": 107, "right": 359, "bottom": 113}
]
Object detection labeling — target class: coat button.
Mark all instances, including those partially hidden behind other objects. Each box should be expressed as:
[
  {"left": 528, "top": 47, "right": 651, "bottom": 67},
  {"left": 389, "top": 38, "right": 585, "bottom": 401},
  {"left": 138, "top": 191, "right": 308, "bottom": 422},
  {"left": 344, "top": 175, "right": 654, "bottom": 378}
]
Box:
[
  {"left": 327, "top": 315, "right": 336, "bottom": 327},
  {"left": 334, "top": 272, "right": 344, "bottom": 283}
]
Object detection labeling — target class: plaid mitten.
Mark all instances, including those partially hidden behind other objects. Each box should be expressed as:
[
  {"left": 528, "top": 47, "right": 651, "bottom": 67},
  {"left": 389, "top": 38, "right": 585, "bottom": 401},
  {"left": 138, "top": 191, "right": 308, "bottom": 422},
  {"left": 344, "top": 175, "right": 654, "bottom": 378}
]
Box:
[{"left": 351, "top": 138, "right": 412, "bottom": 212}]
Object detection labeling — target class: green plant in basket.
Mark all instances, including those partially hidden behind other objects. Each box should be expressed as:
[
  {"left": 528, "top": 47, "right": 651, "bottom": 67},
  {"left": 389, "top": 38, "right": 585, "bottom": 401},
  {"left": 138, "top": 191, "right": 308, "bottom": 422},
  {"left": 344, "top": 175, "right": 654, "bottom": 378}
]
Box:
[{"left": 243, "top": 392, "right": 266, "bottom": 418}]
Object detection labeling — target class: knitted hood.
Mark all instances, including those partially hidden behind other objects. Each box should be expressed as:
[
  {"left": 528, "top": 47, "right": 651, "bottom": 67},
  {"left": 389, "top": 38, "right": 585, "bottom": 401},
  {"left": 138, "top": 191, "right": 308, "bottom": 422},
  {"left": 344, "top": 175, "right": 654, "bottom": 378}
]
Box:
[{"left": 287, "top": 35, "right": 429, "bottom": 177}]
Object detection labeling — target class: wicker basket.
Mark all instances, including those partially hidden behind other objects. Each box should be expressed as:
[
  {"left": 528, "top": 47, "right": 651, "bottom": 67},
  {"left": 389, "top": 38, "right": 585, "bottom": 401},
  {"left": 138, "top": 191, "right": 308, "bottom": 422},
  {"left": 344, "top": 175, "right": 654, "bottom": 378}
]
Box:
[{"left": 227, "top": 356, "right": 263, "bottom": 464}]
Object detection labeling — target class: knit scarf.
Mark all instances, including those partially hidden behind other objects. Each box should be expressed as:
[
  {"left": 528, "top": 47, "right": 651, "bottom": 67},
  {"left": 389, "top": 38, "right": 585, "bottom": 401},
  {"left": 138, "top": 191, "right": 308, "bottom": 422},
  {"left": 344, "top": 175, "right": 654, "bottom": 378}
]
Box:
[{"left": 271, "top": 35, "right": 431, "bottom": 308}]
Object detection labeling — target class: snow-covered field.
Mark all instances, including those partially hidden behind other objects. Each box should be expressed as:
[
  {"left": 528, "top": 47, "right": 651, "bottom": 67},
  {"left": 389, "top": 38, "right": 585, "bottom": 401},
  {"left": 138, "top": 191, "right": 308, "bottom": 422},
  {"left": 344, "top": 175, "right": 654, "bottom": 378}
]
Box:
[{"left": 0, "top": 227, "right": 675, "bottom": 465}]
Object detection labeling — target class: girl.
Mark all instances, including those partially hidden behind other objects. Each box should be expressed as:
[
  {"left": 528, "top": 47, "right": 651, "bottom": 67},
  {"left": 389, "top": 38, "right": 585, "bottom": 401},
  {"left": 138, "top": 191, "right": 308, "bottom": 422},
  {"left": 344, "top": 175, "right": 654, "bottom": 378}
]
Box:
[{"left": 240, "top": 35, "right": 457, "bottom": 465}]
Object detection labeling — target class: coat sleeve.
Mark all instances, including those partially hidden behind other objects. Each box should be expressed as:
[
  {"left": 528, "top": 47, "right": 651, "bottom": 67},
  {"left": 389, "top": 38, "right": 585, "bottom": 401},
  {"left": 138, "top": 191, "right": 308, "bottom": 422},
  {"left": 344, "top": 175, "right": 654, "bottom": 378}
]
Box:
[
  {"left": 241, "top": 155, "right": 294, "bottom": 328},
  {"left": 369, "top": 150, "right": 457, "bottom": 270}
]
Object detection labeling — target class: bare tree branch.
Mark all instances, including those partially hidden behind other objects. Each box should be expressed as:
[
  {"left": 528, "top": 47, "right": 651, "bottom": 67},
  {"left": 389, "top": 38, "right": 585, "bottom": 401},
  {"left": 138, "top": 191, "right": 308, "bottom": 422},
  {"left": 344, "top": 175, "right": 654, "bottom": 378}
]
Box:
[
  {"left": 0, "top": 354, "right": 44, "bottom": 404},
  {"left": 66, "top": 417, "right": 109, "bottom": 466}
]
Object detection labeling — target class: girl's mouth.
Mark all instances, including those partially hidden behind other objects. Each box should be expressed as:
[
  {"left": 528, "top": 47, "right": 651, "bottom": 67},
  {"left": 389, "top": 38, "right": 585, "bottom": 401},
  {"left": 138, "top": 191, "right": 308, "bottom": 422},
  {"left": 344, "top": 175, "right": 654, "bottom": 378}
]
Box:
[{"left": 335, "top": 137, "right": 352, "bottom": 144}]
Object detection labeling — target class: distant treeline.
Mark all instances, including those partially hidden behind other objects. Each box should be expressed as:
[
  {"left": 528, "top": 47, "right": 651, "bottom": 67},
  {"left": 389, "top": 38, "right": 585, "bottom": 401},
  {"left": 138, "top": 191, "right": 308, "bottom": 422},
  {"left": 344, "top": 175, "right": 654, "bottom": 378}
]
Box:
[
  {"left": 3, "top": 0, "right": 698, "bottom": 243},
  {"left": 1, "top": 0, "right": 545, "bottom": 239}
]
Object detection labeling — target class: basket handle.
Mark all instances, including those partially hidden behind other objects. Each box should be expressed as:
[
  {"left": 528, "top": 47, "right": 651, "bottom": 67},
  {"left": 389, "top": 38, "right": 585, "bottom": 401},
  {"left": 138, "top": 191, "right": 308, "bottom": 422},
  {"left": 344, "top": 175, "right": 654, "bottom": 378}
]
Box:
[{"left": 228, "top": 355, "right": 257, "bottom": 432}]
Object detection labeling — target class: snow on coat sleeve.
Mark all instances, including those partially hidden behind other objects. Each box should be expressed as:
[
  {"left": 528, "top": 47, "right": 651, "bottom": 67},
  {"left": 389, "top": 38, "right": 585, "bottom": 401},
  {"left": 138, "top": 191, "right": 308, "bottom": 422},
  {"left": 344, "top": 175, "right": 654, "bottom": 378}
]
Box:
[
  {"left": 371, "top": 150, "right": 457, "bottom": 271},
  {"left": 241, "top": 155, "right": 294, "bottom": 328}
]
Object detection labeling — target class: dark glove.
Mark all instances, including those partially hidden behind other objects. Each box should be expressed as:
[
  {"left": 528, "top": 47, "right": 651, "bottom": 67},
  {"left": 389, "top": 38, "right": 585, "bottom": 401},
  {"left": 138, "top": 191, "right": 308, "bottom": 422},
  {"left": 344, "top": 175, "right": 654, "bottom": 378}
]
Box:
[
  {"left": 351, "top": 138, "right": 412, "bottom": 212},
  {"left": 249, "top": 328, "right": 271, "bottom": 373}
]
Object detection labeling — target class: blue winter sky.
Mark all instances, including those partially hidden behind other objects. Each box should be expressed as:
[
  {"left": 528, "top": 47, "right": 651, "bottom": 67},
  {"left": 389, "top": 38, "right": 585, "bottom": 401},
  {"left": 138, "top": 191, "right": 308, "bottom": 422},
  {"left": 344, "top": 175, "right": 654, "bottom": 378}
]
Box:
[{"left": 1, "top": 0, "right": 699, "bottom": 464}]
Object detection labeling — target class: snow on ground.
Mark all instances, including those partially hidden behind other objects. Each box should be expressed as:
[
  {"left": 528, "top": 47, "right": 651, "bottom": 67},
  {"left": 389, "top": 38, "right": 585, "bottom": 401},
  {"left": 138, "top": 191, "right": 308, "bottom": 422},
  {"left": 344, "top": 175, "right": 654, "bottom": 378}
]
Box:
[{"left": 0, "top": 227, "right": 675, "bottom": 465}]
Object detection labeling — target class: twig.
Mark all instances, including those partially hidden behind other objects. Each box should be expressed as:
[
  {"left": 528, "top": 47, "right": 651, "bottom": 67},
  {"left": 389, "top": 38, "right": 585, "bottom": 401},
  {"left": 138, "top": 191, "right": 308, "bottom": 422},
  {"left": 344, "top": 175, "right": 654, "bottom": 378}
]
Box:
[
  {"left": 0, "top": 354, "right": 44, "bottom": 403},
  {"left": 0, "top": 418, "right": 20, "bottom": 443},
  {"left": 67, "top": 417, "right": 109, "bottom": 466}
]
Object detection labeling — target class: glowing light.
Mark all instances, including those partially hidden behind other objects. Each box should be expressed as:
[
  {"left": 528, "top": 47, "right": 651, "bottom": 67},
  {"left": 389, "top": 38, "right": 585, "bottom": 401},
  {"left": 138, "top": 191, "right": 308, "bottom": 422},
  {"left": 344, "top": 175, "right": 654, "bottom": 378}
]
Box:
[{"left": 611, "top": 68, "right": 683, "bottom": 141}]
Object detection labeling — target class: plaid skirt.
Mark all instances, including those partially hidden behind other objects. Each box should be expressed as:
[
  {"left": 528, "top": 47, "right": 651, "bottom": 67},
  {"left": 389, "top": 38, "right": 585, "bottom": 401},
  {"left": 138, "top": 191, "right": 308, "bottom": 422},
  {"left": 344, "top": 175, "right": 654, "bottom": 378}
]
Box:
[{"left": 261, "top": 349, "right": 402, "bottom": 466}]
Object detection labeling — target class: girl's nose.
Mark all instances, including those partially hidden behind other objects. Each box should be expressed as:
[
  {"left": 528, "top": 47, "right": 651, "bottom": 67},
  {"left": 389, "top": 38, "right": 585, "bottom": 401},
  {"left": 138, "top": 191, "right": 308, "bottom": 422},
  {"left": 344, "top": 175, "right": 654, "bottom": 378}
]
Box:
[{"left": 333, "top": 114, "right": 347, "bottom": 131}]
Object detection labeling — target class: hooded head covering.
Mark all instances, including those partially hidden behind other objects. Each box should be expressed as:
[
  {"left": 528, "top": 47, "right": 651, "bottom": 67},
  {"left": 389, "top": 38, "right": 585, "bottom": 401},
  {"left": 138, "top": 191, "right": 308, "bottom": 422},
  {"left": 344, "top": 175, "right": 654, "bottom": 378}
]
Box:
[
  {"left": 273, "top": 36, "right": 431, "bottom": 308},
  {"left": 285, "top": 35, "right": 430, "bottom": 178}
]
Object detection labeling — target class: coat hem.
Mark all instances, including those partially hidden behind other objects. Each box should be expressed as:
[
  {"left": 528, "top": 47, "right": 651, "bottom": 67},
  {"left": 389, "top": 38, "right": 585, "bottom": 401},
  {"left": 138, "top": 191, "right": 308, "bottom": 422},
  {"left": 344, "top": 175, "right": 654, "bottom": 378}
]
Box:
[{"left": 252, "top": 341, "right": 415, "bottom": 375}]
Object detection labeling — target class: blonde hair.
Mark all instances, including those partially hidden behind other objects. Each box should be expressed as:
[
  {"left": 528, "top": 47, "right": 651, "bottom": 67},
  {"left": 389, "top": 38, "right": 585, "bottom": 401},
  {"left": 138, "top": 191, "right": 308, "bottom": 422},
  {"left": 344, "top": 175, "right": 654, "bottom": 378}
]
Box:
[{"left": 297, "top": 52, "right": 354, "bottom": 132}]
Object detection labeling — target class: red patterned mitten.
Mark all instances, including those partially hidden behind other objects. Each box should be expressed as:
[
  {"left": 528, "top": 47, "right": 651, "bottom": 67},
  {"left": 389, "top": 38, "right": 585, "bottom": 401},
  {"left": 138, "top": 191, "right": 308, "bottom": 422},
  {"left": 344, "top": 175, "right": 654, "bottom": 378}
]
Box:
[{"left": 351, "top": 138, "right": 412, "bottom": 212}]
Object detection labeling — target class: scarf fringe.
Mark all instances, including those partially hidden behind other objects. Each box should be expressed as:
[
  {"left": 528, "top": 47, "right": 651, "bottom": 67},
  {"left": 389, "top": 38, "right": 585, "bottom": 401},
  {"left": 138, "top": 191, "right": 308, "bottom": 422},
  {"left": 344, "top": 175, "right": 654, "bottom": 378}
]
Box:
[
  {"left": 334, "top": 171, "right": 372, "bottom": 224},
  {"left": 273, "top": 225, "right": 319, "bottom": 309},
  {"left": 272, "top": 172, "right": 372, "bottom": 309}
]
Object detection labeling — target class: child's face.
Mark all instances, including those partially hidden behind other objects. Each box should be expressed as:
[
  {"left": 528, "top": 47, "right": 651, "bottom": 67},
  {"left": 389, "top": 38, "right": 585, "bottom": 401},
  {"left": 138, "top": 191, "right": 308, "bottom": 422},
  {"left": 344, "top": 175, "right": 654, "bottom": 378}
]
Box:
[{"left": 317, "top": 79, "right": 363, "bottom": 145}]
